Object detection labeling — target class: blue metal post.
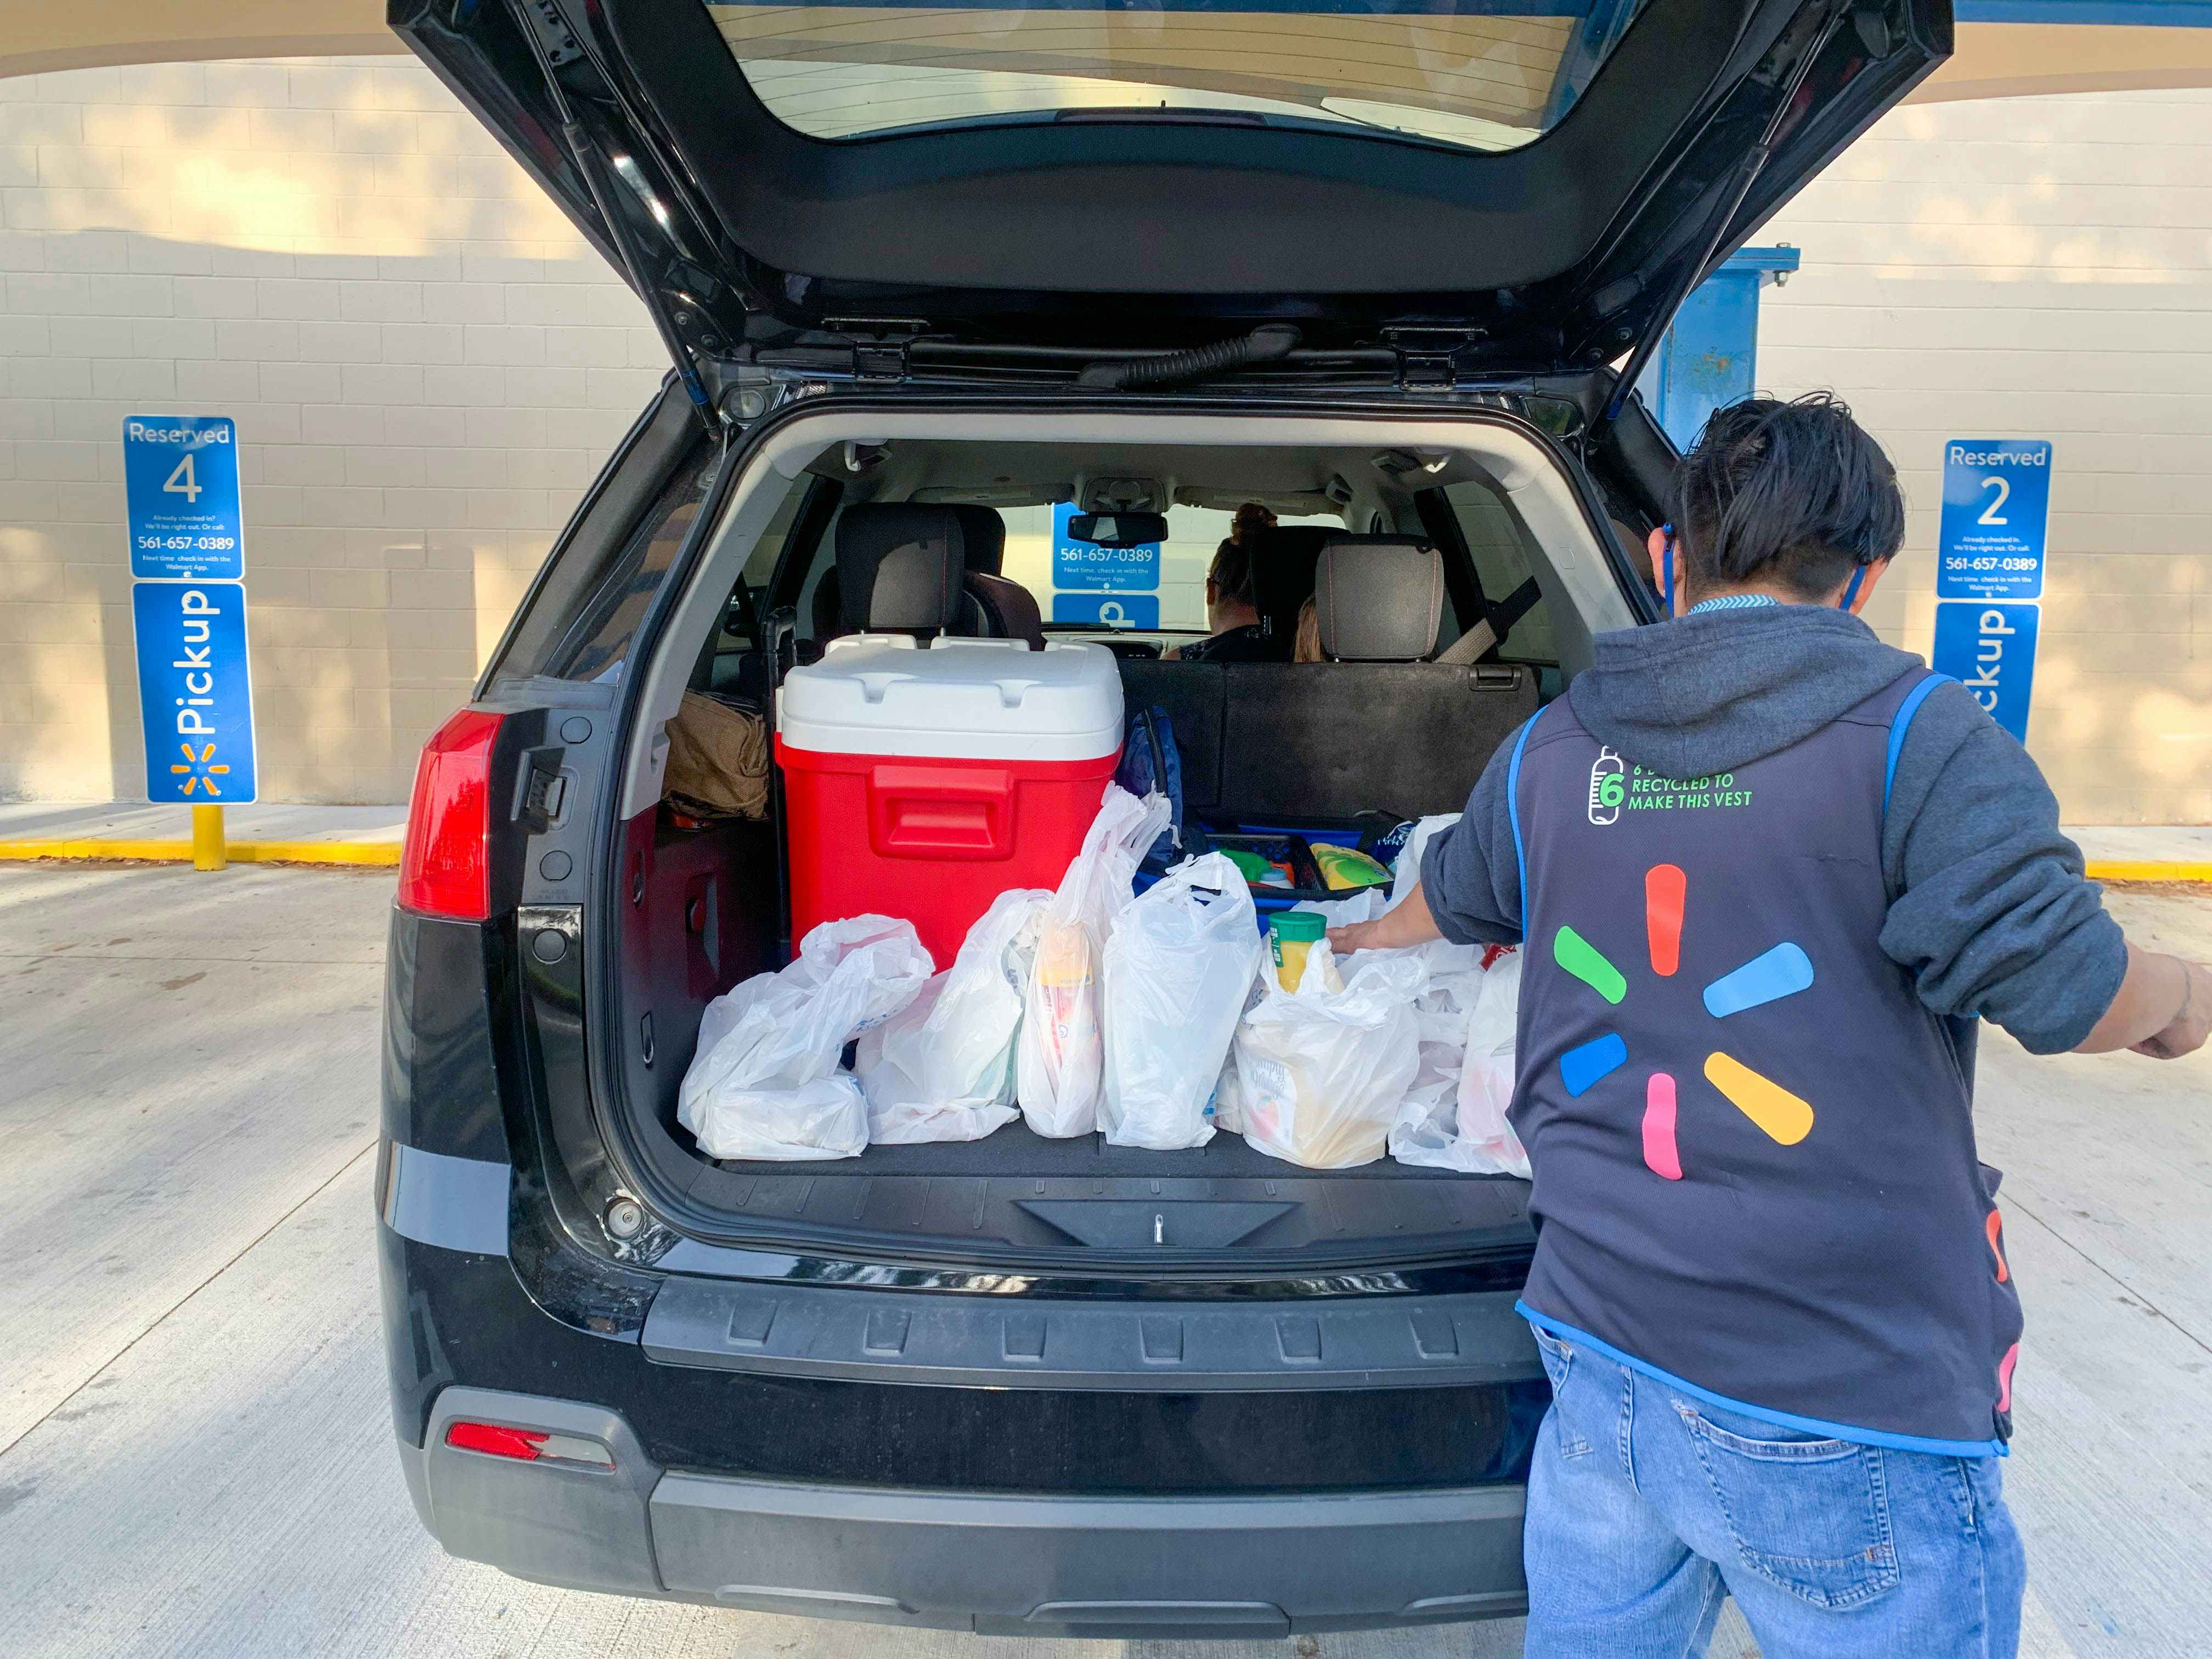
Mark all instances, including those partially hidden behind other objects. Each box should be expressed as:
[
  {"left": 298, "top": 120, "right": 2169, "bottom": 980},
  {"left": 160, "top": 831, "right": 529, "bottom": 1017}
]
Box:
[{"left": 1637, "top": 245, "right": 1803, "bottom": 452}]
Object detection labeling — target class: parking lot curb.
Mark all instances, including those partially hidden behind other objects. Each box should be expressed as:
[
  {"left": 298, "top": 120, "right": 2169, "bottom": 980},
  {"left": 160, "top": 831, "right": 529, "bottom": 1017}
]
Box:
[
  {"left": 0, "top": 839, "right": 400, "bottom": 868},
  {"left": 2085, "top": 860, "right": 2212, "bottom": 884}
]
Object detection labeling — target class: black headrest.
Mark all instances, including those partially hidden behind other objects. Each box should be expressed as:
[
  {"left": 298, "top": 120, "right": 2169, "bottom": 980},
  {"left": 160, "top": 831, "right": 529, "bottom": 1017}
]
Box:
[
  {"left": 836, "top": 504, "right": 965, "bottom": 636},
  {"left": 1246, "top": 525, "right": 1333, "bottom": 645},
  {"left": 1315, "top": 535, "right": 1444, "bottom": 662},
  {"left": 949, "top": 505, "right": 1005, "bottom": 577},
  {"left": 966, "top": 571, "right": 1045, "bottom": 650},
  {"left": 810, "top": 567, "right": 842, "bottom": 641}
]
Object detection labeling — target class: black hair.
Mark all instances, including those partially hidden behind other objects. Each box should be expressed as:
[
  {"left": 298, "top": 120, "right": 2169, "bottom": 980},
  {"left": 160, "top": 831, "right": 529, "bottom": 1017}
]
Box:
[
  {"left": 1671, "top": 392, "right": 1905, "bottom": 602},
  {"left": 1209, "top": 535, "right": 1257, "bottom": 606}
]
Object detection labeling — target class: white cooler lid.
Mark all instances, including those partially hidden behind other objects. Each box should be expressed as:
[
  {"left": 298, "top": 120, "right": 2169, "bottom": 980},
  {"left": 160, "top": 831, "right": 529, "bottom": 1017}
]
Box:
[{"left": 777, "top": 635, "right": 1125, "bottom": 761}]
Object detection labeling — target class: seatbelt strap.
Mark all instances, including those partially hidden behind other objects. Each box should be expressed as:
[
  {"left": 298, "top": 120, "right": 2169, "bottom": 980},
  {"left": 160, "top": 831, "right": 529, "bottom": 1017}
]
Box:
[
  {"left": 1435, "top": 619, "right": 1497, "bottom": 665},
  {"left": 1492, "top": 575, "right": 1544, "bottom": 637},
  {"left": 1436, "top": 575, "right": 1538, "bottom": 664}
]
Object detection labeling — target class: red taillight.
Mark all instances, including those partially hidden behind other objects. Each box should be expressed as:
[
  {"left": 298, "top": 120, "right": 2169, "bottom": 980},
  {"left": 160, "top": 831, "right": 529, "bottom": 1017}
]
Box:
[
  {"left": 443, "top": 1420, "right": 614, "bottom": 1468},
  {"left": 399, "top": 709, "right": 504, "bottom": 919},
  {"left": 444, "top": 1421, "right": 546, "bottom": 1460}
]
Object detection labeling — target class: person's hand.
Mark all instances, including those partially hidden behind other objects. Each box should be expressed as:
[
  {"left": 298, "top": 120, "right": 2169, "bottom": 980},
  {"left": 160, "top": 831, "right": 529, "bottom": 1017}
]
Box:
[
  {"left": 1324, "top": 883, "right": 1448, "bottom": 957},
  {"left": 1328, "top": 921, "right": 1379, "bottom": 956},
  {"left": 2133, "top": 961, "right": 2210, "bottom": 1059}
]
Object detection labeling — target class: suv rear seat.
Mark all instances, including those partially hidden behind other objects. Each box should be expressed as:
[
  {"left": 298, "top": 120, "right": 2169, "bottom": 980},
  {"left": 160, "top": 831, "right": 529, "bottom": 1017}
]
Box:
[
  {"left": 820, "top": 503, "right": 1042, "bottom": 647},
  {"left": 1119, "top": 535, "right": 1537, "bottom": 821},
  {"left": 1249, "top": 523, "right": 1332, "bottom": 654}
]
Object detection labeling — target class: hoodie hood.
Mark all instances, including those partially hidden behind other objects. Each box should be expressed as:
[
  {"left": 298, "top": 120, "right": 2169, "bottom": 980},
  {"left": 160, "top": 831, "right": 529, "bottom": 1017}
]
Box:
[{"left": 1567, "top": 605, "right": 1926, "bottom": 779}]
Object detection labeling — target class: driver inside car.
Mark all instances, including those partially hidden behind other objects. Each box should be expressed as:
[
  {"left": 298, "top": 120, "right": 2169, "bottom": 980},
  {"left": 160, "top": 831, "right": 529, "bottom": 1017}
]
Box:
[{"left": 1164, "top": 533, "right": 1277, "bottom": 663}]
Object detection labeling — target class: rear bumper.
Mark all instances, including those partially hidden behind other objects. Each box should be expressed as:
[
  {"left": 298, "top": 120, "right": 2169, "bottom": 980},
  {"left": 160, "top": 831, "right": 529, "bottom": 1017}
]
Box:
[{"left": 404, "top": 1385, "right": 1527, "bottom": 1637}]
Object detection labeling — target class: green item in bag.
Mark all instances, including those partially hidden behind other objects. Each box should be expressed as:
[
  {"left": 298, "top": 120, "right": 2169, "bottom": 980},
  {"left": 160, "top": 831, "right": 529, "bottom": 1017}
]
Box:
[{"left": 1220, "top": 847, "right": 1277, "bottom": 884}]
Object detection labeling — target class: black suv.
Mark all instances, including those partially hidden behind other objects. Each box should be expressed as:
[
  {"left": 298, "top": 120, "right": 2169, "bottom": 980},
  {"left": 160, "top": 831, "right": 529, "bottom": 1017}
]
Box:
[{"left": 377, "top": 0, "right": 1948, "bottom": 1634}]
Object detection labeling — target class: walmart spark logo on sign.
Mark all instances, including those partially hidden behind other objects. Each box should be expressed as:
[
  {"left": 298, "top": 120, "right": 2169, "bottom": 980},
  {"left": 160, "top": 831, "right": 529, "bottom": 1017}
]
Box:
[{"left": 132, "top": 582, "right": 258, "bottom": 805}]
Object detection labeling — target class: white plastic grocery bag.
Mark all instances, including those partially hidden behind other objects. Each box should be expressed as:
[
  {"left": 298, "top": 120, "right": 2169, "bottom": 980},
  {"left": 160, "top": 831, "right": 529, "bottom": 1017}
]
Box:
[
  {"left": 856, "top": 888, "right": 1050, "bottom": 1144},
  {"left": 1017, "top": 786, "right": 1172, "bottom": 1138},
  {"left": 1290, "top": 874, "right": 1485, "bottom": 1056},
  {"left": 1449, "top": 946, "right": 1530, "bottom": 1178},
  {"left": 1207, "top": 957, "right": 1271, "bottom": 1137},
  {"left": 1387, "top": 1057, "right": 1463, "bottom": 1168},
  {"left": 1389, "top": 813, "right": 1463, "bottom": 911},
  {"left": 1101, "top": 853, "right": 1261, "bottom": 1150},
  {"left": 1233, "top": 942, "right": 1426, "bottom": 1169},
  {"left": 678, "top": 915, "right": 933, "bottom": 1161}
]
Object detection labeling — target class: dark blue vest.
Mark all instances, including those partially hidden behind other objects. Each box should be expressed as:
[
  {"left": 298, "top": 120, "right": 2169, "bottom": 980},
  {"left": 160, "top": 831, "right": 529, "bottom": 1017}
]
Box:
[{"left": 1508, "top": 672, "right": 2022, "bottom": 1455}]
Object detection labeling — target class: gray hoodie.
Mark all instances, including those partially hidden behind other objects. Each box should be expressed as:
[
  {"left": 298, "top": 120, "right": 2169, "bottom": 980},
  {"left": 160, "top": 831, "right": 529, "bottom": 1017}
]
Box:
[{"left": 1421, "top": 603, "right": 2127, "bottom": 1057}]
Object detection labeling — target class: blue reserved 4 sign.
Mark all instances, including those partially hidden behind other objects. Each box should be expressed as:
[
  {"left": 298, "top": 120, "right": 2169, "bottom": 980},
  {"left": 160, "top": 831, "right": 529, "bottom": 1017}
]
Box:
[{"left": 124, "top": 415, "right": 245, "bottom": 580}]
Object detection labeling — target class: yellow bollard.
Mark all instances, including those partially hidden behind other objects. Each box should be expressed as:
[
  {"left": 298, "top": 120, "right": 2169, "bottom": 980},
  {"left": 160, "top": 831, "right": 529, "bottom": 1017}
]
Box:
[{"left": 191, "top": 804, "right": 227, "bottom": 872}]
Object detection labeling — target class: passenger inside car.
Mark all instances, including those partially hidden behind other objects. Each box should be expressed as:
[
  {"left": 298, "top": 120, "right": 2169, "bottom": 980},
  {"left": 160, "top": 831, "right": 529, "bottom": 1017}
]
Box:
[{"left": 1164, "top": 535, "right": 1279, "bottom": 663}]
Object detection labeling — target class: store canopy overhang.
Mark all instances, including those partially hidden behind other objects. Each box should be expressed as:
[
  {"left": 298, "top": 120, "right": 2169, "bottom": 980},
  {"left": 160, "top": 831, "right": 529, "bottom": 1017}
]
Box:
[
  {"left": 4, "top": 1, "right": 2212, "bottom": 108},
  {"left": 0, "top": 0, "right": 395, "bottom": 81},
  {"left": 1915, "top": 4, "right": 2212, "bottom": 100}
]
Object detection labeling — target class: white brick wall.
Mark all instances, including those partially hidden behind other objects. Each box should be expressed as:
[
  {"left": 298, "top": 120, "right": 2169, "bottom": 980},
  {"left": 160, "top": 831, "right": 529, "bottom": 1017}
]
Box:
[
  {"left": 0, "top": 56, "right": 662, "bottom": 804},
  {"left": 1758, "top": 88, "right": 2212, "bottom": 825},
  {"left": 2, "top": 63, "right": 2209, "bottom": 816}
]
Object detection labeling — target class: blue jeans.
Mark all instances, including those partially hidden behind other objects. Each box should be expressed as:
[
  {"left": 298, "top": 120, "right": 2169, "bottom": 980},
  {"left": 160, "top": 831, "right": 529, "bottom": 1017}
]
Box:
[{"left": 1523, "top": 1323, "right": 2026, "bottom": 1658}]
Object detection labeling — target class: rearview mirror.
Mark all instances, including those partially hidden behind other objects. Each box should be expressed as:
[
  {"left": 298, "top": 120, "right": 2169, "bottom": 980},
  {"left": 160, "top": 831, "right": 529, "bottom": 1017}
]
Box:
[{"left": 1066, "top": 511, "right": 1167, "bottom": 549}]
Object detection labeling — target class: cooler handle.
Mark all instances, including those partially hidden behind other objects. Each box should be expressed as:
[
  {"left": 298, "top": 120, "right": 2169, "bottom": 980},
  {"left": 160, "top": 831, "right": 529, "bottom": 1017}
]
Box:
[{"left": 866, "top": 763, "right": 1018, "bottom": 861}]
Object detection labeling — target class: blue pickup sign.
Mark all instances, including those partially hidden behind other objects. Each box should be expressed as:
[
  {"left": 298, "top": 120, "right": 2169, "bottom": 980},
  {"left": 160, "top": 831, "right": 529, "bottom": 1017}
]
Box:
[
  {"left": 133, "top": 580, "right": 258, "bottom": 803},
  {"left": 1052, "top": 501, "right": 1160, "bottom": 594},
  {"left": 1937, "top": 438, "right": 2050, "bottom": 601},
  {"left": 1932, "top": 601, "right": 2039, "bottom": 746},
  {"left": 124, "top": 415, "right": 244, "bottom": 579}
]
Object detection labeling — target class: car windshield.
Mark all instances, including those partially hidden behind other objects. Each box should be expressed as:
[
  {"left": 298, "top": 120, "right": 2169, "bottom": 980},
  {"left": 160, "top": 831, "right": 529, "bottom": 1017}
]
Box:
[{"left": 706, "top": 0, "right": 1651, "bottom": 151}]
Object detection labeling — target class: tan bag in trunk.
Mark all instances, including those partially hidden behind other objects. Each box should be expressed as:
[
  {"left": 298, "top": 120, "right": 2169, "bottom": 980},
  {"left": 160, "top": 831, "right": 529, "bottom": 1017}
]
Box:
[{"left": 662, "top": 691, "right": 769, "bottom": 820}]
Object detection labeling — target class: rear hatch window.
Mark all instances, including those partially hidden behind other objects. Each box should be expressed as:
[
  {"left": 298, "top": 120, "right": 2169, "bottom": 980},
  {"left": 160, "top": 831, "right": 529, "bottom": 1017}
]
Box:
[
  {"left": 404, "top": 0, "right": 1949, "bottom": 362},
  {"left": 709, "top": 0, "right": 1647, "bottom": 150}
]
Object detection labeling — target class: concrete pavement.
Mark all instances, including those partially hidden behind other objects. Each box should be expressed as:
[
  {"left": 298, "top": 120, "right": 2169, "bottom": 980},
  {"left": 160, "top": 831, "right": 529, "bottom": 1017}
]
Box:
[{"left": 0, "top": 864, "right": 2207, "bottom": 1656}]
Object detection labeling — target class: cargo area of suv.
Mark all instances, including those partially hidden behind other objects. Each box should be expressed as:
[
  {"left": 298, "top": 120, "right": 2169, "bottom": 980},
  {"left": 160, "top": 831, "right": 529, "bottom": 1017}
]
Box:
[
  {"left": 377, "top": 395, "right": 1644, "bottom": 1624},
  {"left": 574, "top": 411, "right": 1640, "bottom": 1271},
  {"left": 377, "top": 0, "right": 1949, "bottom": 1632}
]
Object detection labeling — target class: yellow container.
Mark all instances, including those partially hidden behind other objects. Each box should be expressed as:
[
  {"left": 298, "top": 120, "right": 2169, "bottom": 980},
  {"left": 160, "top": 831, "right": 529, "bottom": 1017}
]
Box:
[{"left": 1268, "top": 911, "right": 1327, "bottom": 994}]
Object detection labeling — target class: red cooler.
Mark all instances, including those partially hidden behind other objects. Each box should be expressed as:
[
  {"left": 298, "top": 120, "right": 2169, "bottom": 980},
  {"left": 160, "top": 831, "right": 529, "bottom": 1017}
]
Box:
[{"left": 775, "top": 635, "right": 1125, "bottom": 970}]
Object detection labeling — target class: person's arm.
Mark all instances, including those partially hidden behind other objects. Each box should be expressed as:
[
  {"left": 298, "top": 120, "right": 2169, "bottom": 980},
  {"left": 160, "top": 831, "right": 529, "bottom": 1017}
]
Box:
[
  {"left": 1329, "top": 880, "right": 1445, "bottom": 953},
  {"left": 2077, "top": 945, "right": 2211, "bottom": 1057},
  {"left": 1880, "top": 682, "right": 2206, "bottom": 1058},
  {"left": 1330, "top": 733, "right": 1529, "bottom": 955}
]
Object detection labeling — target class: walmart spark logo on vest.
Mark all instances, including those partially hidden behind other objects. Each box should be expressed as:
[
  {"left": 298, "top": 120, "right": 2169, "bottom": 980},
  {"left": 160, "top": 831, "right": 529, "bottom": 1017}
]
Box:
[{"left": 1549, "top": 863, "right": 1818, "bottom": 1181}]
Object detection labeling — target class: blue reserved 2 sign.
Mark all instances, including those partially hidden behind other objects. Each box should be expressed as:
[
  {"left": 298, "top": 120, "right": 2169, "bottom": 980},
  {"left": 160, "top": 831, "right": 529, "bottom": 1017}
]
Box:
[{"left": 1937, "top": 439, "right": 2050, "bottom": 601}]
